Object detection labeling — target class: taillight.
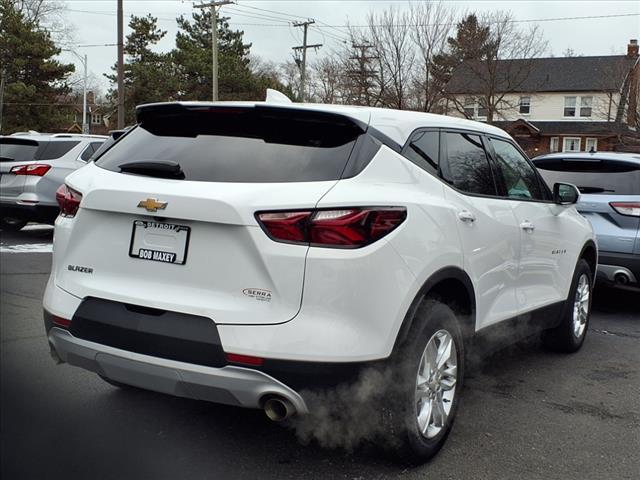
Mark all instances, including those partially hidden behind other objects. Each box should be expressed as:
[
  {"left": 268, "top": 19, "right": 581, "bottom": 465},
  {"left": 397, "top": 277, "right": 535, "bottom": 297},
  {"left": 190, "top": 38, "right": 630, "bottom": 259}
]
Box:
[
  {"left": 225, "top": 352, "right": 264, "bottom": 366},
  {"left": 256, "top": 207, "right": 407, "bottom": 248},
  {"left": 10, "top": 164, "right": 51, "bottom": 176},
  {"left": 52, "top": 315, "right": 72, "bottom": 329},
  {"left": 55, "top": 184, "right": 82, "bottom": 217},
  {"left": 610, "top": 202, "right": 640, "bottom": 217}
]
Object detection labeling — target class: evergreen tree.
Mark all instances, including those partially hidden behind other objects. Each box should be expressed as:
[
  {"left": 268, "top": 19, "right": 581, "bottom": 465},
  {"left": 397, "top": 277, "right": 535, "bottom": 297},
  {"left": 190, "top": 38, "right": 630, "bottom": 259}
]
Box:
[
  {"left": 106, "top": 15, "right": 178, "bottom": 125},
  {"left": 0, "top": 0, "right": 74, "bottom": 133},
  {"left": 432, "top": 14, "right": 495, "bottom": 89},
  {"left": 173, "top": 10, "right": 281, "bottom": 101}
]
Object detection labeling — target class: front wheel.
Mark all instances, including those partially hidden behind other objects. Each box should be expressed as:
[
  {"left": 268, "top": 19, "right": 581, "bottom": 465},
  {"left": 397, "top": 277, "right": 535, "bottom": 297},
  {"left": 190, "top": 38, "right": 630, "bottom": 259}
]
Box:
[
  {"left": 383, "top": 298, "right": 465, "bottom": 464},
  {"left": 0, "top": 217, "right": 28, "bottom": 231},
  {"left": 542, "top": 259, "right": 593, "bottom": 353}
]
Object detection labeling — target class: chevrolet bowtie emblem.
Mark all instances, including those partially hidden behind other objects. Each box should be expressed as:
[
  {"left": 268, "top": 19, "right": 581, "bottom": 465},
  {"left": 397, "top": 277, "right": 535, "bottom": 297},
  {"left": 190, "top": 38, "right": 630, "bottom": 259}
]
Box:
[{"left": 137, "top": 198, "right": 168, "bottom": 212}]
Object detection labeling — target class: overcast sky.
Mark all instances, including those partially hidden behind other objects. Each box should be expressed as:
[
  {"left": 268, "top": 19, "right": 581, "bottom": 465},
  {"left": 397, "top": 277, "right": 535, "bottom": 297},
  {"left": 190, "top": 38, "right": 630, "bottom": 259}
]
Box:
[{"left": 56, "top": 0, "right": 640, "bottom": 95}]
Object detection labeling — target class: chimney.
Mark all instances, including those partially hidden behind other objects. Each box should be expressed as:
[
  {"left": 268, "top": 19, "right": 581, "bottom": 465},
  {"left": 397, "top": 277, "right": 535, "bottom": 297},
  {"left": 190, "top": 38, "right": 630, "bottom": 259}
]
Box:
[
  {"left": 87, "top": 91, "right": 95, "bottom": 105},
  {"left": 628, "top": 39, "right": 639, "bottom": 58}
]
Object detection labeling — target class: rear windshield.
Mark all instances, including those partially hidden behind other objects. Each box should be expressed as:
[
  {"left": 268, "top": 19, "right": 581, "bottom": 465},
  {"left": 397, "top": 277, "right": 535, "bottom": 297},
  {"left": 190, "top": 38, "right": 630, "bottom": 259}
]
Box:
[
  {"left": 0, "top": 139, "right": 39, "bottom": 162},
  {"left": 95, "top": 107, "right": 364, "bottom": 182},
  {"left": 535, "top": 158, "right": 640, "bottom": 195},
  {"left": 0, "top": 138, "right": 80, "bottom": 162}
]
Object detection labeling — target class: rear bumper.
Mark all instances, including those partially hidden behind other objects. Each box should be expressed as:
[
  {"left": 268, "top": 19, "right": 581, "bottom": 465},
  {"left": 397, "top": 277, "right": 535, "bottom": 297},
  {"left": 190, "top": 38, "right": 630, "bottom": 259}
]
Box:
[
  {"left": 597, "top": 251, "right": 640, "bottom": 286},
  {"left": 0, "top": 202, "right": 58, "bottom": 224},
  {"left": 47, "top": 327, "right": 309, "bottom": 413}
]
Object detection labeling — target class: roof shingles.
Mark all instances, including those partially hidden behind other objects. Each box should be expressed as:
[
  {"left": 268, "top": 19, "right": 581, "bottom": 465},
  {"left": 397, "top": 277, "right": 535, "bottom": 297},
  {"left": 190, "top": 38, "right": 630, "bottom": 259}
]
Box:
[{"left": 446, "top": 55, "right": 637, "bottom": 94}]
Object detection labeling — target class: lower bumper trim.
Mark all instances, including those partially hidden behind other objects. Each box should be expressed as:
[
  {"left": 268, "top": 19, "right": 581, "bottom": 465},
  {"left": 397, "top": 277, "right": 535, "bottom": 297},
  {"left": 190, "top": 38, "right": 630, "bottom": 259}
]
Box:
[{"left": 48, "top": 328, "right": 308, "bottom": 413}]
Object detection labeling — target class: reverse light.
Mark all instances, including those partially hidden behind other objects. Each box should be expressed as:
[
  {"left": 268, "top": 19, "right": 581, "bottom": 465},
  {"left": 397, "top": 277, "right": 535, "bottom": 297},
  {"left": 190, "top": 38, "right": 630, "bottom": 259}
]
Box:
[
  {"left": 610, "top": 202, "right": 640, "bottom": 217},
  {"left": 55, "top": 184, "right": 82, "bottom": 217},
  {"left": 256, "top": 207, "right": 407, "bottom": 248},
  {"left": 10, "top": 164, "right": 51, "bottom": 176},
  {"left": 225, "top": 352, "right": 265, "bottom": 366}
]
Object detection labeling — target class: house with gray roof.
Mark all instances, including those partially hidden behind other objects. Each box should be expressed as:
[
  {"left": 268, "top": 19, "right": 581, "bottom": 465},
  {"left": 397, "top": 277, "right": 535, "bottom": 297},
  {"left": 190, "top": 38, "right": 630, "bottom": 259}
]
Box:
[{"left": 443, "top": 39, "right": 640, "bottom": 155}]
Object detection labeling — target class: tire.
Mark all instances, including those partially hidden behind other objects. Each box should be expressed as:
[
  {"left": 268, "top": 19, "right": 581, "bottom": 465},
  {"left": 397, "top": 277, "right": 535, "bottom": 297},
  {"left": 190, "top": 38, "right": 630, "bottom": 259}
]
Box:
[
  {"left": 0, "top": 217, "right": 28, "bottom": 232},
  {"left": 383, "top": 298, "right": 465, "bottom": 464},
  {"left": 541, "top": 259, "right": 593, "bottom": 353}
]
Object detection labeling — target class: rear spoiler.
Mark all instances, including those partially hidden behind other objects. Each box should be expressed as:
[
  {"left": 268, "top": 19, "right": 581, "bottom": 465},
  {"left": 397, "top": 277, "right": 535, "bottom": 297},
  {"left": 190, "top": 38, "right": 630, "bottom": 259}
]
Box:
[{"left": 135, "top": 102, "right": 368, "bottom": 133}]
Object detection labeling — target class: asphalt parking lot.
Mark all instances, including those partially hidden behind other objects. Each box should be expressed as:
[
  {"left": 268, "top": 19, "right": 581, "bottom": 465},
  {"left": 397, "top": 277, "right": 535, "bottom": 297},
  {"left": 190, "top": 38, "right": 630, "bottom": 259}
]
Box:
[{"left": 1, "top": 225, "right": 639, "bottom": 480}]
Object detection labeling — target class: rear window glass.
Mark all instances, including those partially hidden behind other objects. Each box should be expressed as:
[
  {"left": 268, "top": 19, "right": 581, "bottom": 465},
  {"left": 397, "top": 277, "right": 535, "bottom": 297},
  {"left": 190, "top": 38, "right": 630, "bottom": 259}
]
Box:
[
  {"left": 96, "top": 107, "right": 363, "bottom": 183},
  {"left": 535, "top": 158, "right": 640, "bottom": 195},
  {"left": 0, "top": 139, "right": 39, "bottom": 162},
  {"left": 36, "top": 141, "right": 80, "bottom": 160}
]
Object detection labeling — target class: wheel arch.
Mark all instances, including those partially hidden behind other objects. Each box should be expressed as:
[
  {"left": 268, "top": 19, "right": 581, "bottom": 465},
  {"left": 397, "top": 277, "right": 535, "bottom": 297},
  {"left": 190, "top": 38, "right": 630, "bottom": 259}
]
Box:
[
  {"left": 578, "top": 239, "right": 597, "bottom": 283},
  {"left": 392, "top": 267, "right": 476, "bottom": 353}
]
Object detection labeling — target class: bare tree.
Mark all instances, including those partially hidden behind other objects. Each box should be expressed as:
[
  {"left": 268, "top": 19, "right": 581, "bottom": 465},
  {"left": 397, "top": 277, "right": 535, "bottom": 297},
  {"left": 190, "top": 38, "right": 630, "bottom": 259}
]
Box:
[
  {"left": 366, "top": 7, "right": 415, "bottom": 109},
  {"left": 309, "top": 55, "right": 344, "bottom": 104},
  {"left": 409, "top": 1, "right": 457, "bottom": 112},
  {"left": 15, "top": 0, "right": 74, "bottom": 46}
]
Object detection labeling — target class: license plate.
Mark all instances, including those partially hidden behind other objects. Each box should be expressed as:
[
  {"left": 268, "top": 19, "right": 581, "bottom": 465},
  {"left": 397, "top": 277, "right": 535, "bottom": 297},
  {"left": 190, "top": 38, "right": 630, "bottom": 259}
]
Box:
[{"left": 129, "top": 220, "right": 190, "bottom": 265}]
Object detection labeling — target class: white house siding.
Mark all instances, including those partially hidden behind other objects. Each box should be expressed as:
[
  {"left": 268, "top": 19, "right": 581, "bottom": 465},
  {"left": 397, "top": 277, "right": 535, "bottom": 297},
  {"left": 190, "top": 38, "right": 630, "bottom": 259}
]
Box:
[{"left": 448, "top": 92, "right": 621, "bottom": 122}]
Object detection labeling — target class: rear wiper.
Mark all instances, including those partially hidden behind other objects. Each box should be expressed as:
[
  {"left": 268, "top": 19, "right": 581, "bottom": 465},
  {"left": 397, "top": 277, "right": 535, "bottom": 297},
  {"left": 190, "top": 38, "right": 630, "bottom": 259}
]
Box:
[
  {"left": 0, "top": 156, "right": 15, "bottom": 162},
  {"left": 577, "top": 186, "right": 615, "bottom": 194},
  {"left": 118, "top": 160, "right": 185, "bottom": 180}
]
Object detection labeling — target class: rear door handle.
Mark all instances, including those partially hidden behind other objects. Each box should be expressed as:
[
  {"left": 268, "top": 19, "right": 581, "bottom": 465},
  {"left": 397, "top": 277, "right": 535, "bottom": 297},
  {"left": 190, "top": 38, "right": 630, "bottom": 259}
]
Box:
[
  {"left": 457, "top": 210, "right": 476, "bottom": 223},
  {"left": 520, "top": 221, "right": 535, "bottom": 232}
]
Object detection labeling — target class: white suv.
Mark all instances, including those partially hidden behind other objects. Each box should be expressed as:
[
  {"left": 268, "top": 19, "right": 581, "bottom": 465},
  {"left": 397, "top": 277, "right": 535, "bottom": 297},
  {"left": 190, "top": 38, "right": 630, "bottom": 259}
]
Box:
[{"left": 43, "top": 101, "right": 596, "bottom": 462}]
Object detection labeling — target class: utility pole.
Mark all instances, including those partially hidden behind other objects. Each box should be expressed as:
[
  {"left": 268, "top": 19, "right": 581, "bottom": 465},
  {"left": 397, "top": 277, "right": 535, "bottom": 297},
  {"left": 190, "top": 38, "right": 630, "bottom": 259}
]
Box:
[
  {"left": 292, "top": 20, "right": 321, "bottom": 102},
  {"left": 64, "top": 50, "right": 89, "bottom": 133},
  {"left": 348, "top": 42, "right": 378, "bottom": 106},
  {"left": 0, "top": 70, "right": 5, "bottom": 134},
  {"left": 117, "top": 0, "right": 124, "bottom": 128},
  {"left": 195, "top": 1, "right": 233, "bottom": 101}
]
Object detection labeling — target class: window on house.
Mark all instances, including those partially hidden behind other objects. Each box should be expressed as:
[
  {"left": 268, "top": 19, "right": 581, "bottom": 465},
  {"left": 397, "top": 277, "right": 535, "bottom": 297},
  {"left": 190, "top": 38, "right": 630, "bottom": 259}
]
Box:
[
  {"left": 477, "top": 99, "right": 488, "bottom": 119},
  {"left": 91, "top": 113, "right": 102, "bottom": 125},
  {"left": 564, "top": 97, "right": 577, "bottom": 117},
  {"left": 580, "top": 96, "right": 593, "bottom": 117},
  {"left": 519, "top": 96, "right": 531, "bottom": 115},
  {"left": 563, "top": 137, "right": 581, "bottom": 152},
  {"left": 464, "top": 97, "right": 475, "bottom": 118},
  {"left": 550, "top": 137, "right": 560, "bottom": 152},
  {"left": 585, "top": 138, "right": 598, "bottom": 152}
]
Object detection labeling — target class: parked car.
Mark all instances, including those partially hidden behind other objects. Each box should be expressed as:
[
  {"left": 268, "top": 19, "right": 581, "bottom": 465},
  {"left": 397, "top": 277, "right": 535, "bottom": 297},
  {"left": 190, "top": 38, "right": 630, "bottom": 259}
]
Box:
[
  {"left": 0, "top": 132, "right": 106, "bottom": 231},
  {"left": 532, "top": 152, "right": 640, "bottom": 289},
  {"left": 43, "top": 101, "right": 596, "bottom": 463}
]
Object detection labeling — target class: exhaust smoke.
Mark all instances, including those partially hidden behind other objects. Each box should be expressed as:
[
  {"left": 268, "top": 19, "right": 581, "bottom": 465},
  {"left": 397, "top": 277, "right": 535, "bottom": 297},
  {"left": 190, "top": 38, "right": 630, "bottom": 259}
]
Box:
[{"left": 285, "top": 366, "right": 401, "bottom": 451}]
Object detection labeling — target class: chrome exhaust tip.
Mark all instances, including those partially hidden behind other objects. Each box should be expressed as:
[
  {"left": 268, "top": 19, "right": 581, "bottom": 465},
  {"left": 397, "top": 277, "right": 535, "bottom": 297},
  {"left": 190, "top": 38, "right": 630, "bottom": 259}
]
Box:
[{"left": 263, "top": 396, "right": 296, "bottom": 422}]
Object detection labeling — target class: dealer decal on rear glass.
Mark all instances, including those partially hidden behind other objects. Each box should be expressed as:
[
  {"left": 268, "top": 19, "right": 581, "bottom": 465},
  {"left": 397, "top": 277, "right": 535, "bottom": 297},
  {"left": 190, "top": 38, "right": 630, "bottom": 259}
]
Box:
[{"left": 243, "top": 288, "right": 272, "bottom": 302}]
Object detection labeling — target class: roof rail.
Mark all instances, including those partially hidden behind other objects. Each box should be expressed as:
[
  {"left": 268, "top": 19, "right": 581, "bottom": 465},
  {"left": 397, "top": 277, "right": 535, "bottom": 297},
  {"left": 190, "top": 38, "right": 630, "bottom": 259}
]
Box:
[
  {"left": 50, "top": 133, "right": 108, "bottom": 138},
  {"left": 10, "top": 130, "right": 40, "bottom": 136}
]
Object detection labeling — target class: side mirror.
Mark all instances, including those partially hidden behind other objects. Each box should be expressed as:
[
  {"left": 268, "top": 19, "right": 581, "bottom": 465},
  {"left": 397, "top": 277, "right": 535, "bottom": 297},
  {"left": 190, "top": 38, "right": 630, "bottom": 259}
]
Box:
[{"left": 553, "top": 182, "right": 580, "bottom": 205}]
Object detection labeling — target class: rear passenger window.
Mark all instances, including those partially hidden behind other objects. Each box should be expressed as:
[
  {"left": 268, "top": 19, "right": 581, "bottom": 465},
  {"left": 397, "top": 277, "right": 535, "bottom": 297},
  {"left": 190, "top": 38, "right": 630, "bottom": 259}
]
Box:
[
  {"left": 80, "top": 142, "right": 103, "bottom": 161},
  {"left": 404, "top": 130, "right": 439, "bottom": 176},
  {"left": 443, "top": 132, "right": 496, "bottom": 196},
  {"left": 36, "top": 141, "right": 80, "bottom": 160}
]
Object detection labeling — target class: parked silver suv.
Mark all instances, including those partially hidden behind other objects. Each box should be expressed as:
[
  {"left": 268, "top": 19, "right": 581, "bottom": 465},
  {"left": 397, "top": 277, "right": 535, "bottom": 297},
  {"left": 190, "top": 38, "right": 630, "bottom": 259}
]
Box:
[
  {"left": 533, "top": 152, "right": 640, "bottom": 289},
  {"left": 0, "top": 132, "right": 106, "bottom": 230}
]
